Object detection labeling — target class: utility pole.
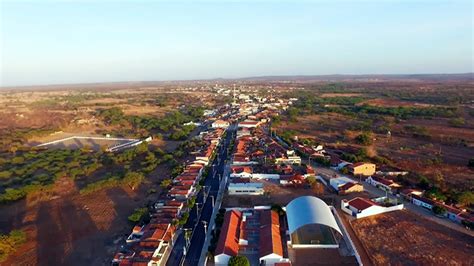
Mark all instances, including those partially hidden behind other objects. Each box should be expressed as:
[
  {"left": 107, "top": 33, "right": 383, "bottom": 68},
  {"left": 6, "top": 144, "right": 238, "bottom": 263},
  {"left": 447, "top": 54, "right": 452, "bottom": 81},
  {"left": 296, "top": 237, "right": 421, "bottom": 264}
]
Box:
[
  {"left": 202, "top": 221, "right": 208, "bottom": 234},
  {"left": 196, "top": 203, "right": 201, "bottom": 218},
  {"left": 203, "top": 186, "right": 208, "bottom": 199},
  {"left": 184, "top": 228, "right": 191, "bottom": 248},
  {"left": 210, "top": 195, "right": 215, "bottom": 208}
]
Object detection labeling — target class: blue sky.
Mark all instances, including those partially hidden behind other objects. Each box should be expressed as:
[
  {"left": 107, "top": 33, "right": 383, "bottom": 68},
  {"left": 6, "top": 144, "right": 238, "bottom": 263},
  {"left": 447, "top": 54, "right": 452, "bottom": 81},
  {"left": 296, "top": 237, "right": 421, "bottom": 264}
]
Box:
[{"left": 1, "top": 0, "right": 472, "bottom": 86}]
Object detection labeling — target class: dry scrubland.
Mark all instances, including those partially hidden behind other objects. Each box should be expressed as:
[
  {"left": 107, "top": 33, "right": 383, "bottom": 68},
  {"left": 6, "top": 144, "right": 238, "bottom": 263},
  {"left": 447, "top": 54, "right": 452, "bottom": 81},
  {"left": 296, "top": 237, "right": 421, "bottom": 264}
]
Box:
[
  {"left": 275, "top": 81, "right": 474, "bottom": 192},
  {"left": 0, "top": 84, "right": 225, "bottom": 265},
  {"left": 351, "top": 210, "right": 474, "bottom": 265}
]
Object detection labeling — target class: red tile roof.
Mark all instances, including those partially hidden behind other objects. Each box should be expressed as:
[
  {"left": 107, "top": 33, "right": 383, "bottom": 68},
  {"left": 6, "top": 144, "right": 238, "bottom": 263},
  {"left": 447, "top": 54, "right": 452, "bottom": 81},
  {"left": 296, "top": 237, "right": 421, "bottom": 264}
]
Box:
[
  {"left": 215, "top": 210, "right": 242, "bottom": 257},
  {"left": 259, "top": 210, "right": 283, "bottom": 258},
  {"left": 348, "top": 197, "right": 376, "bottom": 211},
  {"left": 339, "top": 182, "right": 361, "bottom": 191}
]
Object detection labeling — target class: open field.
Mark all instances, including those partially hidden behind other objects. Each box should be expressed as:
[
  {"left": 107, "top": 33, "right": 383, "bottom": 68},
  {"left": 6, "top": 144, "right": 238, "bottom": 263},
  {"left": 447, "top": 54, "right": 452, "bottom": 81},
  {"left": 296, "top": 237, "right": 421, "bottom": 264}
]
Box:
[
  {"left": 222, "top": 179, "right": 330, "bottom": 208},
  {"left": 351, "top": 210, "right": 474, "bottom": 265},
  {"left": 275, "top": 98, "right": 474, "bottom": 192},
  {"left": 0, "top": 160, "right": 172, "bottom": 266},
  {"left": 34, "top": 135, "right": 138, "bottom": 151}
]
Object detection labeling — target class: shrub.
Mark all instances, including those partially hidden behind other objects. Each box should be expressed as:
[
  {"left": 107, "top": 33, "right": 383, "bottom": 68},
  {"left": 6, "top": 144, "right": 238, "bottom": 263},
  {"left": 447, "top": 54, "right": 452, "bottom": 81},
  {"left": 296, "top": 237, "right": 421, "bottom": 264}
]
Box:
[
  {"left": 432, "top": 205, "right": 447, "bottom": 216},
  {"left": 229, "top": 255, "right": 250, "bottom": 266},
  {"left": 456, "top": 191, "right": 474, "bottom": 207},
  {"left": 128, "top": 207, "right": 148, "bottom": 223},
  {"left": 449, "top": 118, "right": 465, "bottom": 127},
  {"left": 0, "top": 230, "right": 27, "bottom": 262},
  {"left": 160, "top": 179, "right": 173, "bottom": 188}
]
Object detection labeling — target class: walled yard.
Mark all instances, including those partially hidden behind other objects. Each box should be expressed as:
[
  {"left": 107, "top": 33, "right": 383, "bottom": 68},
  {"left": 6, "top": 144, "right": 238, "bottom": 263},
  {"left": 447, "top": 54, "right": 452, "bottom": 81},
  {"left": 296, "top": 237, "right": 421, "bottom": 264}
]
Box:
[{"left": 351, "top": 210, "right": 474, "bottom": 266}]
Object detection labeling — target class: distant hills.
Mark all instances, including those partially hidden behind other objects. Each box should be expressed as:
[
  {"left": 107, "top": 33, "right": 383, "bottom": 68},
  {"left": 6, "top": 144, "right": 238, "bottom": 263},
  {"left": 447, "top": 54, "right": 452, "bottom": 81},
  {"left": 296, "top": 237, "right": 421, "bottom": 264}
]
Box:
[
  {"left": 236, "top": 73, "right": 474, "bottom": 82},
  {"left": 1, "top": 73, "right": 472, "bottom": 91}
]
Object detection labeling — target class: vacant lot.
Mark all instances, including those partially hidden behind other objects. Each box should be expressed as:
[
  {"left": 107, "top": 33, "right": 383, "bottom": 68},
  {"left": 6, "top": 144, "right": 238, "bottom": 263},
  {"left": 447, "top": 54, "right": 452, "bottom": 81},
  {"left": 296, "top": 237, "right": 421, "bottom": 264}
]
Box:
[
  {"left": 35, "top": 135, "right": 136, "bottom": 151},
  {"left": 222, "top": 179, "right": 331, "bottom": 208},
  {"left": 351, "top": 210, "right": 474, "bottom": 265}
]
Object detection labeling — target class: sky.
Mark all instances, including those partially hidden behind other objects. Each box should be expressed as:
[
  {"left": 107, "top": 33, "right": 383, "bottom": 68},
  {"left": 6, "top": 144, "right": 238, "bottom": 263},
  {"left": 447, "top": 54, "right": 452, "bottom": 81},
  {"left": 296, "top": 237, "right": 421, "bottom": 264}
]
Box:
[{"left": 0, "top": 0, "right": 472, "bottom": 86}]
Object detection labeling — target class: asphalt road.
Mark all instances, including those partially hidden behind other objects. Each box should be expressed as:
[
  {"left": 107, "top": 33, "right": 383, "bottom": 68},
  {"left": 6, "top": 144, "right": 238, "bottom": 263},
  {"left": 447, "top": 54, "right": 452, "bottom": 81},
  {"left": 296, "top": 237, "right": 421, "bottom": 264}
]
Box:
[{"left": 166, "top": 126, "right": 236, "bottom": 266}]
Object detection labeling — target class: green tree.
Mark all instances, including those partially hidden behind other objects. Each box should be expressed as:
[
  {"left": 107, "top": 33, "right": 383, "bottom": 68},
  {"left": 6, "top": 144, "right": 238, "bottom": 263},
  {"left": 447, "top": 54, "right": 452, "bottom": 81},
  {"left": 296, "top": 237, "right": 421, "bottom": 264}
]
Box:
[
  {"left": 355, "top": 132, "right": 372, "bottom": 145},
  {"left": 456, "top": 191, "right": 474, "bottom": 207},
  {"left": 449, "top": 118, "right": 465, "bottom": 127},
  {"left": 306, "top": 176, "right": 316, "bottom": 187},
  {"left": 128, "top": 207, "right": 148, "bottom": 223},
  {"left": 160, "top": 178, "right": 173, "bottom": 188},
  {"left": 0, "top": 230, "right": 27, "bottom": 262},
  {"left": 228, "top": 255, "right": 250, "bottom": 266},
  {"left": 432, "top": 205, "right": 447, "bottom": 216},
  {"left": 123, "top": 171, "right": 144, "bottom": 190}
]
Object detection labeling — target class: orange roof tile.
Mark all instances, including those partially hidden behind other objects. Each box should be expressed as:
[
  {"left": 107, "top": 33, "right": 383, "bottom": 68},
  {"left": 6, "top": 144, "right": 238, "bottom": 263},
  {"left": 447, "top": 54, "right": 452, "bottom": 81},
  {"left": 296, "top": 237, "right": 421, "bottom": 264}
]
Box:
[
  {"left": 259, "top": 210, "right": 283, "bottom": 257},
  {"left": 215, "top": 210, "right": 242, "bottom": 257}
]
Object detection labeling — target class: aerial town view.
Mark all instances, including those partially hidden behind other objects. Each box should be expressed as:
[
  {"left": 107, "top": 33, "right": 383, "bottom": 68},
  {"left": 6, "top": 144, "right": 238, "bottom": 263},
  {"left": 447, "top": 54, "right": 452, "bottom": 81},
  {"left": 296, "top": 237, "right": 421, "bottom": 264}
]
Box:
[{"left": 0, "top": 1, "right": 473, "bottom": 266}]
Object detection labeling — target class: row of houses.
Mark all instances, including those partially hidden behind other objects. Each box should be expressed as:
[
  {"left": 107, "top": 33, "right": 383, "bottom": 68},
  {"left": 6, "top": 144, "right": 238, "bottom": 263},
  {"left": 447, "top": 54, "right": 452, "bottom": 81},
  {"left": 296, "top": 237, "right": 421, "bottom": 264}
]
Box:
[
  {"left": 403, "top": 190, "right": 474, "bottom": 225},
  {"left": 233, "top": 126, "right": 302, "bottom": 167},
  {"left": 112, "top": 128, "right": 226, "bottom": 266},
  {"left": 112, "top": 200, "right": 181, "bottom": 266}
]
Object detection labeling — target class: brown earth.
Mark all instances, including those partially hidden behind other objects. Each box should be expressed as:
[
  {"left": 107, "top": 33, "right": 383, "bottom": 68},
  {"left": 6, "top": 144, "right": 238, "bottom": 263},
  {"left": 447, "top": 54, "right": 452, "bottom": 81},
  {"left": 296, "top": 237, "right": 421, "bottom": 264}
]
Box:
[
  {"left": 0, "top": 167, "right": 170, "bottom": 266},
  {"left": 276, "top": 111, "right": 474, "bottom": 191},
  {"left": 351, "top": 210, "right": 474, "bottom": 266}
]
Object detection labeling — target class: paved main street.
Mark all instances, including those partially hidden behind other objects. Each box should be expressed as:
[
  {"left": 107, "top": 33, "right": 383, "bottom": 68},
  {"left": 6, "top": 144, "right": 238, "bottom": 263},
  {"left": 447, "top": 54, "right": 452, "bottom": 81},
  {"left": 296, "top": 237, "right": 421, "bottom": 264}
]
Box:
[{"left": 166, "top": 125, "right": 236, "bottom": 266}]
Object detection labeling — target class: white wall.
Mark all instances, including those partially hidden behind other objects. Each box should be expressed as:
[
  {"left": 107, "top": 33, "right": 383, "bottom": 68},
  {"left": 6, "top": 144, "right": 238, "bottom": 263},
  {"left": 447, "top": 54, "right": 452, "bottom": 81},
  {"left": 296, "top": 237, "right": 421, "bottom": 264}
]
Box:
[
  {"left": 214, "top": 254, "right": 231, "bottom": 266},
  {"left": 252, "top": 173, "right": 280, "bottom": 180},
  {"left": 259, "top": 254, "right": 284, "bottom": 266},
  {"left": 341, "top": 201, "right": 404, "bottom": 219}
]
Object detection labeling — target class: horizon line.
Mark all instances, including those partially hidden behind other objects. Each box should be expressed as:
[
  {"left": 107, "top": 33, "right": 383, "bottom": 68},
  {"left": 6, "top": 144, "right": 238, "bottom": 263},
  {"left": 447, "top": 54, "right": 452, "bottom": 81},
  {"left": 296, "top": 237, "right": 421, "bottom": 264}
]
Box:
[{"left": 1, "top": 72, "right": 473, "bottom": 89}]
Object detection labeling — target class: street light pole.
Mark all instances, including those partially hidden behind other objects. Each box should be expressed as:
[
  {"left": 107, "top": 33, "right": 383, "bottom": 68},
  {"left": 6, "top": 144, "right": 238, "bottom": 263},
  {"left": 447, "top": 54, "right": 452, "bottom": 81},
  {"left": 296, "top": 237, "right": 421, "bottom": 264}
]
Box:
[
  {"left": 210, "top": 195, "right": 215, "bottom": 208},
  {"left": 196, "top": 203, "right": 201, "bottom": 218},
  {"left": 184, "top": 228, "right": 191, "bottom": 248},
  {"left": 202, "top": 221, "right": 208, "bottom": 234}
]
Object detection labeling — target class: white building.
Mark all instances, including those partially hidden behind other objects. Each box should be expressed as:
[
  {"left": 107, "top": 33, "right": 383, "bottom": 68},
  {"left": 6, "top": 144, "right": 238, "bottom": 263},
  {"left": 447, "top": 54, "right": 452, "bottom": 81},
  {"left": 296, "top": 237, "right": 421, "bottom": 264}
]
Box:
[
  {"left": 341, "top": 197, "right": 403, "bottom": 219},
  {"left": 329, "top": 176, "right": 354, "bottom": 191},
  {"left": 212, "top": 120, "right": 230, "bottom": 128},
  {"left": 286, "top": 196, "right": 343, "bottom": 248},
  {"left": 228, "top": 182, "right": 264, "bottom": 195}
]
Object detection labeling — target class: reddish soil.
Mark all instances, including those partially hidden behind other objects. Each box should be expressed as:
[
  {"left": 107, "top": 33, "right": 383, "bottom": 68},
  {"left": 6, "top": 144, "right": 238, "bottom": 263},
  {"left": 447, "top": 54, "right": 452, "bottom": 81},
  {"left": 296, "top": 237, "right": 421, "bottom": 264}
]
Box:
[
  {"left": 0, "top": 162, "right": 171, "bottom": 266},
  {"left": 276, "top": 112, "right": 474, "bottom": 191},
  {"left": 351, "top": 210, "right": 474, "bottom": 265}
]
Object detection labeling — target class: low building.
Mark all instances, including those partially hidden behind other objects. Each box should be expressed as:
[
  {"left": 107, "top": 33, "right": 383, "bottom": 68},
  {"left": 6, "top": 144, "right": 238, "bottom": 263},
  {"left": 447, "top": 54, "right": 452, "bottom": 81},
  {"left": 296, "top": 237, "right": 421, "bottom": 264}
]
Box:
[
  {"left": 329, "top": 176, "right": 363, "bottom": 194},
  {"left": 238, "top": 120, "right": 261, "bottom": 128},
  {"left": 215, "top": 208, "right": 290, "bottom": 266},
  {"left": 400, "top": 188, "right": 423, "bottom": 200},
  {"left": 214, "top": 210, "right": 242, "bottom": 265},
  {"left": 348, "top": 162, "right": 376, "bottom": 176},
  {"left": 228, "top": 182, "right": 264, "bottom": 195},
  {"left": 365, "top": 176, "right": 401, "bottom": 192},
  {"left": 341, "top": 197, "right": 403, "bottom": 219},
  {"left": 411, "top": 194, "right": 434, "bottom": 210},
  {"left": 259, "top": 210, "right": 289, "bottom": 266},
  {"left": 338, "top": 182, "right": 364, "bottom": 194},
  {"left": 212, "top": 119, "right": 230, "bottom": 128},
  {"left": 280, "top": 174, "right": 305, "bottom": 187},
  {"left": 286, "top": 196, "right": 343, "bottom": 248}
]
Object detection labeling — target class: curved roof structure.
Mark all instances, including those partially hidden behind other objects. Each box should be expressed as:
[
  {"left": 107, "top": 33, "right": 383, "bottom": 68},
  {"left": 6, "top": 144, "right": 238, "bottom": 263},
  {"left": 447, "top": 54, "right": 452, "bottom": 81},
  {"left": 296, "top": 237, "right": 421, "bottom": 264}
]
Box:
[{"left": 286, "top": 196, "right": 342, "bottom": 235}]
